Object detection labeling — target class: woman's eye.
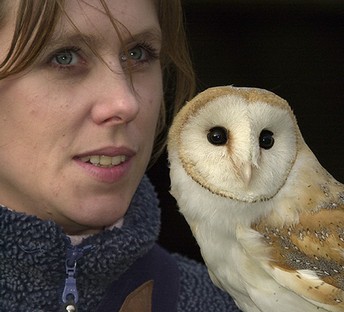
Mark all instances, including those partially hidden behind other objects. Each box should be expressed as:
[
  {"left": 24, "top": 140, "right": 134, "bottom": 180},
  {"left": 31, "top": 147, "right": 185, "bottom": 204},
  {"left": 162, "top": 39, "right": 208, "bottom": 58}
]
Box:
[
  {"left": 127, "top": 46, "right": 145, "bottom": 61},
  {"left": 120, "top": 43, "right": 159, "bottom": 69},
  {"left": 50, "top": 48, "right": 82, "bottom": 67}
]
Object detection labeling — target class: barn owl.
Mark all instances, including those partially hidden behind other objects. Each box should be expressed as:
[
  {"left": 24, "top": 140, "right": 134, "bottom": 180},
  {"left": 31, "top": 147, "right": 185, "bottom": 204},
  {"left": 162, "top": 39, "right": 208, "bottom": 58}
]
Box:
[{"left": 167, "top": 86, "right": 344, "bottom": 312}]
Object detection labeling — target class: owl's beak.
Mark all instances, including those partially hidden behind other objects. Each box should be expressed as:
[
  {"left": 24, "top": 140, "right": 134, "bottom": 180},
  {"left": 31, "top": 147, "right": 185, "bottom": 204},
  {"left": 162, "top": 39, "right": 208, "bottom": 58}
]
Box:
[{"left": 240, "top": 162, "right": 252, "bottom": 186}]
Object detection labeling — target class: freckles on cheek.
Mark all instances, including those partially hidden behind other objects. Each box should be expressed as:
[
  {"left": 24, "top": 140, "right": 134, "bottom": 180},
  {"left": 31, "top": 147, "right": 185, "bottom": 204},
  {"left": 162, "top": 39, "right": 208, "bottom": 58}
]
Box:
[
  {"left": 147, "top": 98, "right": 161, "bottom": 126},
  {"left": 138, "top": 89, "right": 161, "bottom": 121},
  {"left": 28, "top": 106, "right": 40, "bottom": 117}
]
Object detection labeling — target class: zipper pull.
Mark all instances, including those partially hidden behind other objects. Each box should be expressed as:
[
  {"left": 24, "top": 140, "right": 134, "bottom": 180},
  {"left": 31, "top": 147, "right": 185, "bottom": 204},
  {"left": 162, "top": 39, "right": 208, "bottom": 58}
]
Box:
[
  {"left": 61, "top": 298, "right": 78, "bottom": 312},
  {"left": 61, "top": 245, "right": 93, "bottom": 312},
  {"left": 62, "top": 261, "right": 78, "bottom": 310}
]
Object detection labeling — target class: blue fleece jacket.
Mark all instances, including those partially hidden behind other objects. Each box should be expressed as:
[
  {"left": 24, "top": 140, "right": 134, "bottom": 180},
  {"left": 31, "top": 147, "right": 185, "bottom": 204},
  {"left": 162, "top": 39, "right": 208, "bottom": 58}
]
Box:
[{"left": 0, "top": 176, "right": 241, "bottom": 311}]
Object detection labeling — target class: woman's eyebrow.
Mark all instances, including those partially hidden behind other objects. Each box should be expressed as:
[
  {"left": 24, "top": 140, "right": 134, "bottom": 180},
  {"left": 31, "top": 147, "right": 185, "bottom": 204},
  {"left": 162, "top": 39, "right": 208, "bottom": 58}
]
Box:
[
  {"left": 48, "top": 32, "right": 101, "bottom": 48},
  {"left": 129, "top": 28, "right": 162, "bottom": 46},
  {"left": 46, "top": 26, "right": 162, "bottom": 53}
]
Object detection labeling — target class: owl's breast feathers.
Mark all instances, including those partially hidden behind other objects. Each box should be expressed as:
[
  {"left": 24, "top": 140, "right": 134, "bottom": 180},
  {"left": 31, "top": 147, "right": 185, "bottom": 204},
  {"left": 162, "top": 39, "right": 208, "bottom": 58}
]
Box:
[{"left": 252, "top": 179, "right": 344, "bottom": 310}]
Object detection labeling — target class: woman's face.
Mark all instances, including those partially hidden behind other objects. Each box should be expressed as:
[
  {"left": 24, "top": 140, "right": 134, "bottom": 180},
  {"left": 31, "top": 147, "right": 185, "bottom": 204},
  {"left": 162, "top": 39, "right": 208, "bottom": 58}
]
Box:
[{"left": 0, "top": 0, "right": 163, "bottom": 234}]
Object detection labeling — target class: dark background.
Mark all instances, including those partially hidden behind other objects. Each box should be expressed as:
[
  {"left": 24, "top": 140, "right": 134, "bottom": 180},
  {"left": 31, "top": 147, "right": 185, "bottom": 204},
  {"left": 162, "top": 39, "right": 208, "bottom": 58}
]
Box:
[{"left": 148, "top": 1, "right": 344, "bottom": 263}]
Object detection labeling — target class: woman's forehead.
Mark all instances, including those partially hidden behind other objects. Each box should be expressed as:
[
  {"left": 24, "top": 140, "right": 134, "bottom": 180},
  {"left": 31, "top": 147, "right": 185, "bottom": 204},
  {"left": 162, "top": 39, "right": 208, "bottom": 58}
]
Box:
[
  {"left": 48, "top": 0, "right": 161, "bottom": 47},
  {"left": 61, "top": 0, "right": 160, "bottom": 33}
]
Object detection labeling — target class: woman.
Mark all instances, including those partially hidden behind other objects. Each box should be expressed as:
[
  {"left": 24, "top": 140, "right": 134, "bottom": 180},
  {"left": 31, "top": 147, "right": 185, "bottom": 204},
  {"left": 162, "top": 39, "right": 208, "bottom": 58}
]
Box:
[{"left": 0, "top": 1, "right": 241, "bottom": 311}]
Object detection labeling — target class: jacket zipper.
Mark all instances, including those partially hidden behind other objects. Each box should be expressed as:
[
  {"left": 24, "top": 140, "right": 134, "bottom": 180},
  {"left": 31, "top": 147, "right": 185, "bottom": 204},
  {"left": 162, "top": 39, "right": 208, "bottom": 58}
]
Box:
[{"left": 60, "top": 244, "right": 93, "bottom": 312}]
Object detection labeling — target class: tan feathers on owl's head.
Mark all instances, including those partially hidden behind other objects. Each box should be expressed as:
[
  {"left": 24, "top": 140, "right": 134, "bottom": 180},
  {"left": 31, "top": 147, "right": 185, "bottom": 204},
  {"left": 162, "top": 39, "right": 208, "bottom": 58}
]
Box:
[{"left": 168, "top": 86, "right": 301, "bottom": 203}]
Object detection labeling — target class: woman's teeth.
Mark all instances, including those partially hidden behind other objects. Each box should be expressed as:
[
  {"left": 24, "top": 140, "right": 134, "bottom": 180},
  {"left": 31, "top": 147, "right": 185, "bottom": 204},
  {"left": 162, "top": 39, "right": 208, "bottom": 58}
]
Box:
[{"left": 80, "top": 155, "right": 126, "bottom": 167}]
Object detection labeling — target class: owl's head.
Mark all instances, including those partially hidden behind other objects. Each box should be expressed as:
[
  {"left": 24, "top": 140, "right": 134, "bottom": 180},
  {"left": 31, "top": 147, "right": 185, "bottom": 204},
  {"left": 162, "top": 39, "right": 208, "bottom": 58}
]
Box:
[{"left": 168, "top": 86, "right": 300, "bottom": 202}]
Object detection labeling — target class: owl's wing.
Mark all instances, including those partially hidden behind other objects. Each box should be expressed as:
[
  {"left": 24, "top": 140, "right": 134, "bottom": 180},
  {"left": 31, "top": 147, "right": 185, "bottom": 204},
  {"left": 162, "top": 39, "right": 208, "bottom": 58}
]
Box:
[{"left": 253, "top": 207, "right": 344, "bottom": 312}]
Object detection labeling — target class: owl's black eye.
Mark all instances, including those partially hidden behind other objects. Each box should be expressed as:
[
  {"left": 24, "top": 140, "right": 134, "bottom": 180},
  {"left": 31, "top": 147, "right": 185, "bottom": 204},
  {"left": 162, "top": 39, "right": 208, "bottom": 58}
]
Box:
[
  {"left": 259, "top": 129, "right": 274, "bottom": 149},
  {"left": 207, "top": 127, "right": 228, "bottom": 145}
]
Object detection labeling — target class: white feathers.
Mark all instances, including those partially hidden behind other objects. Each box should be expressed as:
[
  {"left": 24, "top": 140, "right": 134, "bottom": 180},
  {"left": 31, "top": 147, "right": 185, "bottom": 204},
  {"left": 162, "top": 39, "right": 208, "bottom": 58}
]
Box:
[
  {"left": 168, "top": 86, "right": 344, "bottom": 312},
  {"left": 169, "top": 89, "right": 298, "bottom": 203}
]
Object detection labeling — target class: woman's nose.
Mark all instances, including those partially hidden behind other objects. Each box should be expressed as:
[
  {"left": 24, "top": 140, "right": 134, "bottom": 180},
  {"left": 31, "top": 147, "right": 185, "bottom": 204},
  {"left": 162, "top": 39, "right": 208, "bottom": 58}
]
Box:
[{"left": 90, "top": 72, "right": 140, "bottom": 126}]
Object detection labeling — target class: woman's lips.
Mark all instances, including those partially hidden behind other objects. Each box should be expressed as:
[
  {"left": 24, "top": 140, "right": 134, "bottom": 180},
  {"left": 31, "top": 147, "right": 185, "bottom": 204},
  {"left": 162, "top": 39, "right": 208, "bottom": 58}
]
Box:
[
  {"left": 79, "top": 155, "right": 127, "bottom": 167},
  {"left": 73, "top": 147, "right": 135, "bottom": 183}
]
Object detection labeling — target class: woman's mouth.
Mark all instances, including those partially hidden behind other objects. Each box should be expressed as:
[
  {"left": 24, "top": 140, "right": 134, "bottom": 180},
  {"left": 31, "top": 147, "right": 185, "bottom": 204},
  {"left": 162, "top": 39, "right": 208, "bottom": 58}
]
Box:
[
  {"left": 73, "top": 147, "right": 135, "bottom": 183},
  {"left": 79, "top": 155, "right": 127, "bottom": 168}
]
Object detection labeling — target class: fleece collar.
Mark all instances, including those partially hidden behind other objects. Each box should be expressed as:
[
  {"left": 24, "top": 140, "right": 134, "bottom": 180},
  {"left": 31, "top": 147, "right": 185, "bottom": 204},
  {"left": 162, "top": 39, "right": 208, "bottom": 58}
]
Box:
[{"left": 0, "top": 175, "right": 160, "bottom": 311}]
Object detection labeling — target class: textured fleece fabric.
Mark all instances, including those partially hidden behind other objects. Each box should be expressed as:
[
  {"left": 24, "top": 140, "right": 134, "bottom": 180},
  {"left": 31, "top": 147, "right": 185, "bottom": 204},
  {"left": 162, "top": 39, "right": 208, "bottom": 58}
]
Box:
[{"left": 0, "top": 175, "right": 241, "bottom": 312}]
